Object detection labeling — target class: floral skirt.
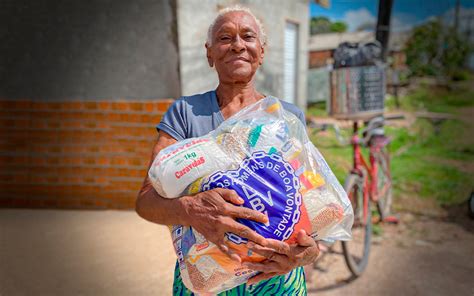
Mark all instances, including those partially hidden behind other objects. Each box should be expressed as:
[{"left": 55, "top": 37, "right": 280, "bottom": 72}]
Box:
[{"left": 172, "top": 261, "right": 307, "bottom": 295}]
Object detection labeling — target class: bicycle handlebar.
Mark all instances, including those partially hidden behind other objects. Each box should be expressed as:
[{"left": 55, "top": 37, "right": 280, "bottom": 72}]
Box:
[{"left": 307, "top": 114, "right": 405, "bottom": 147}]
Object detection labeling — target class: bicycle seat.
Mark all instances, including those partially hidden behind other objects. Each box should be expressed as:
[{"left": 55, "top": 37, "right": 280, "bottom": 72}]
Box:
[
  {"left": 363, "top": 116, "right": 384, "bottom": 133},
  {"left": 361, "top": 116, "right": 386, "bottom": 146}
]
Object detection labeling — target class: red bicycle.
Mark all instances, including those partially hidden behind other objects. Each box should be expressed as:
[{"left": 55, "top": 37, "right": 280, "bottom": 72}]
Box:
[{"left": 341, "top": 116, "right": 394, "bottom": 277}]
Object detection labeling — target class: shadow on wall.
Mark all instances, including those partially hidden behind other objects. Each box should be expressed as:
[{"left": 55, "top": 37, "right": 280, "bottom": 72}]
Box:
[{"left": 0, "top": 0, "right": 180, "bottom": 100}]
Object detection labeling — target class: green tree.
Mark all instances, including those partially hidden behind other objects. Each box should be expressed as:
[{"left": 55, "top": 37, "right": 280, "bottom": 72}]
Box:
[
  {"left": 405, "top": 19, "right": 470, "bottom": 79},
  {"left": 310, "top": 16, "right": 331, "bottom": 35},
  {"left": 330, "top": 21, "right": 348, "bottom": 33},
  {"left": 310, "top": 17, "right": 348, "bottom": 35}
]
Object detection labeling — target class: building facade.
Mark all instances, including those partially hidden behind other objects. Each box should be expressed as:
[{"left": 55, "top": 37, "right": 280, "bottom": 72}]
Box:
[
  {"left": 0, "top": 0, "right": 310, "bottom": 209},
  {"left": 177, "top": 0, "right": 309, "bottom": 110}
]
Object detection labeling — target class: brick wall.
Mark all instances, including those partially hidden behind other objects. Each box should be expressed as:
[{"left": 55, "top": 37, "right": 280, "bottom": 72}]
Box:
[
  {"left": 0, "top": 99, "right": 173, "bottom": 209},
  {"left": 309, "top": 50, "right": 333, "bottom": 68}
]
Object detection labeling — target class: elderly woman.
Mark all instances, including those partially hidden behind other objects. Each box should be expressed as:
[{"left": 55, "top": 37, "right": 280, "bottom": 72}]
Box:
[{"left": 136, "top": 6, "right": 319, "bottom": 295}]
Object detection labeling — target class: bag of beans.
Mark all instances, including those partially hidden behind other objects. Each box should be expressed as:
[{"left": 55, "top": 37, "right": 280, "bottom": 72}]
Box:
[{"left": 149, "top": 97, "right": 353, "bottom": 294}]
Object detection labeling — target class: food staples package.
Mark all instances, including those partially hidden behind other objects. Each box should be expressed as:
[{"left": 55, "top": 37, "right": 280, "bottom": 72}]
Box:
[{"left": 148, "top": 97, "right": 353, "bottom": 294}]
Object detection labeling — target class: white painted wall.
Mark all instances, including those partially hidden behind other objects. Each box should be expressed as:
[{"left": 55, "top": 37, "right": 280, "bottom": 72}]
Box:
[{"left": 176, "top": 0, "right": 309, "bottom": 110}]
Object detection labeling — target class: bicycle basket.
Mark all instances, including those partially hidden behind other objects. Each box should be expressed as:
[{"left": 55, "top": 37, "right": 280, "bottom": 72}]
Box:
[{"left": 329, "top": 65, "right": 386, "bottom": 120}]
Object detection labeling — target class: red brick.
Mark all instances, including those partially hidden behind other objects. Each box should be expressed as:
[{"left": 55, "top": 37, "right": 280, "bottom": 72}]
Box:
[
  {"left": 86, "top": 145, "right": 100, "bottom": 153},
  {"left": 0, "top": 119, "right": 30, "bottom": 129},
  {"left": 112, "top": 102, "right": 129, "bottom": 111},
  {"left": 55, "top": 112, "right": 75, "bottom": 120},
  {"left": 309, "top": 50, "right": 333, "bottom": 68},
  {"left": 95, "top": 177, "right": 108, "bottom": 184},
  {"left": 144, "top": 102, "right": 155, "bottom": 113},
  {"left": 29, "top": 130, "right": 58, "bottom": 141},
  {"left": 56, "top": 198, "right": 81, "bottom": 208},
  {"left": 84, "top": 121, "right": 97, "bottom": 128},
  {"left": 32, "top": 120, "right": 47, "bottom": 129},
  {"left": 61, "top": 157, "right": 83, "bottom": 166},
  {"left": 12, "top": 198, "right": 29, "bottom": 207},
  {"left": 1, "top": 174, "right": 15, "bottom": 183},
  {"left": 63, "top": 101, "right": 83, "bottom": 110},
  {"left": 0, "top": 99, "right": 178, "bottom": 209},
  {"left": 0, "top": 100, "right": 32, "bottom": 110},
  {"left": 0, "top": 110, "right": 23, "bottom": 118},
  {"left": 132, "top": 113, "right": 145, "bottom": 123},
  {"left": 82, "top": 157, "right": 96, "bottom": 165},
  {"left": 107, "top": 113, "right": 121, "bottom": 121},
  {"left": 157, "top": 101, "right": 173, "bottom": 113},
  {"left": 50, "top": 146, "right": 62, "bottom": 153},
  {"left": 46, "top": 121, "right": 61, "bottom": 129},
  {"left": 79, "top": 198, "right": 96, "bottom": 207},
  {"left": 83, "top": 176, "right": 96, "bottom": 183},
  {"left": 83, "top": 102, "right": 98, "bottom": 110},
  {"left": 128, "top": 157, "right": 146, "bottom": 167},
  {"left": 47, "top": 102, "right": 62, "bottom": 110},
  {"left": 29, "top": 199, "right": 45, "bottom": 207},
  {"left": 98, "top": 101, "right": 111, "bottom": 110},
  {"left": 0, "top": 119, "right": 16, "bottom": 128},
  {"left": 0, "top": 101, "right": 15, "bottom": 110},
  {"left": 96, "top": 157, "right": 110, "bottom": 166},
  {"left": 43, "top": 199, "right": 59, "bottom": 207},
  {"left": 30, "top": 157, "right": 46, "bottom": 166},
  {"left": 129, "top": 102, "right": 144, "bottom": 111},
  {"left": 3, "top": 155, "right": 29, "bottom": 165},
  {"left": 111, "top": 157, "right": 127, "bottom": 166},
  {"left": 96, "top": 122, "right": 108, "bottom": 129},
  {"left": 62, "top": 120, "right": 83, "bottom": 129},
  {"left": 45, "top": 175, "right": 60, "bottom": 183},
  {"left": 94, "top": 199, "right": 107, "bottom": 208},
  {"left": 46, "top": 157, "right": 61, "bottom": 165}
]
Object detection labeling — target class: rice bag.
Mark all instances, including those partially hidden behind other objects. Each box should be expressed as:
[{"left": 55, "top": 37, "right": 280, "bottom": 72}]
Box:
[{"left": 149, "top": 96, "right": 353, "bottom": 294}]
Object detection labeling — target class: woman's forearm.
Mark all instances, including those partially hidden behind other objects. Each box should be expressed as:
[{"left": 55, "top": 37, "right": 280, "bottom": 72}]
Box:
[
  {"left": 136, "top": 130, "right": 190, "bottom": 226},
  {"left": 135, "top": 178, "right": 190, "bottom": 226}
]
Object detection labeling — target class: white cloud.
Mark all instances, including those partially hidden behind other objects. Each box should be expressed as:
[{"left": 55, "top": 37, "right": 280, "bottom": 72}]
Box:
[
  {"left": 442, "top": 6, "right": 474, "bottom": 32},
  {"left": 391, "top": 7, "right": 474, "bottom": 33},
  {"left": 343, "top": 8, "right": 377, "bottom": 32},
  {"left": 391, "top": 12, "right": 421, "bottom": 32}
]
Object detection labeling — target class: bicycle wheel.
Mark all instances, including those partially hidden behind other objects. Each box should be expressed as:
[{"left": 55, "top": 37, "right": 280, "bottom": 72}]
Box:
[
  {"left": 342, "top": 173, "right": 372, "bottom": 277},
  {"left": 375, "top": 148, "right": 393, "bottom": 220}
]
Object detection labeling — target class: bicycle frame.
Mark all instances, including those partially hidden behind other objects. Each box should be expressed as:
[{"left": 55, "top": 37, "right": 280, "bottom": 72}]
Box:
[{"left": 349, "top": 121, "right": 390, "bottom": 222}]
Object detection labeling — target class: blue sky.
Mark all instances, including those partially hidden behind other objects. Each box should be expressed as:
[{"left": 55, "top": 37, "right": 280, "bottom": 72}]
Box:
[{"left": 310, "top": 0, "right": 474, "bottom": 32}]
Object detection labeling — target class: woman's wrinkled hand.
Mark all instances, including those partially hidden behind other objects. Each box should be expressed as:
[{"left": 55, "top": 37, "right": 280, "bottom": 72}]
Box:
[
  {"left": 180, "top": 188, "right": 269, "bottom": 262},
  {"left": 243, "top": 230, "right": 320, "bottom": 285}
]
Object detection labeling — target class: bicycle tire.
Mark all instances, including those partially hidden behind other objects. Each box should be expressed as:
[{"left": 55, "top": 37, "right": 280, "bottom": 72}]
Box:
[
  {"left": 342, "top": 173, "right": 372, "bottom": 277},
  {"left": 375, "top": 148, "right": 393, "bottom": 220}
]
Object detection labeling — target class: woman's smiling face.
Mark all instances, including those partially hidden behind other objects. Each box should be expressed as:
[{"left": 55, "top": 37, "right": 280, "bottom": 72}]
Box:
[{"left": 206, "top": 11, "right": 265, "bottom": 84}]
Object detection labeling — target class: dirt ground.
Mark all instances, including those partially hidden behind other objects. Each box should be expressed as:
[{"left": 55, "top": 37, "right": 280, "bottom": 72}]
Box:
[
  {"left": 306, "top": 201, "right": 474, "bottom": 296},
  {"left": 0, "top": 209, "right": 176, "bottom": 296},
  {"left": 1, "top": 203, "right": 473, "bottom": 296}
]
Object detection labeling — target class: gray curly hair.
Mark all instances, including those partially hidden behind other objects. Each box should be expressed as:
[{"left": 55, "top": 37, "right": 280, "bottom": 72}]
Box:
[{"left": 206, "top": 5, "right": 267, "bottom": 46}]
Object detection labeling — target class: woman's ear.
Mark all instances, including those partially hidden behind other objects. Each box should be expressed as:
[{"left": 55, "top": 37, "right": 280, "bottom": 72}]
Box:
[
  {"left": 259, "top": 45, "right": 265, "bottom": 65},
  {"left": 205, "top": 43, "right": 214, "bottom": 67}
]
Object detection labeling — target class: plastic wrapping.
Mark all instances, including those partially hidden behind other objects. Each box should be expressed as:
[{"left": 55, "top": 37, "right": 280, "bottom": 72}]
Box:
[{"left": 149, "top": 97, "right": 353, "bottom": 294}]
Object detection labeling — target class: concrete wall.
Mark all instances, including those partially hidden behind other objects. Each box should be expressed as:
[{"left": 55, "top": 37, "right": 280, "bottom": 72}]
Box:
[
  {"left": 0, "top": 1, "right": 178, "bottom": 209},
  {"left": 0, "top": 0, "right": 180, "bottom": 101},
  {"left": 307, "top": 67, "right": 330, "bottom": 103},
  {"left": 176, "top": 0, "right": 309, "bottom": 110}
]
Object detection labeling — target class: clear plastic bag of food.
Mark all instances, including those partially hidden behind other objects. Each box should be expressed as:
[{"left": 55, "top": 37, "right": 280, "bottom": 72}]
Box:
[{"left": 149, "top": 97, "right": 353, "bottom": 294}]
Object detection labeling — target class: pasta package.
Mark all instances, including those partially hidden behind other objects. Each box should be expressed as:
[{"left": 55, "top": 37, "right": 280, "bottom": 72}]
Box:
[{"left": 149, "top": 97, "right": 353, "bottom": 294}]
